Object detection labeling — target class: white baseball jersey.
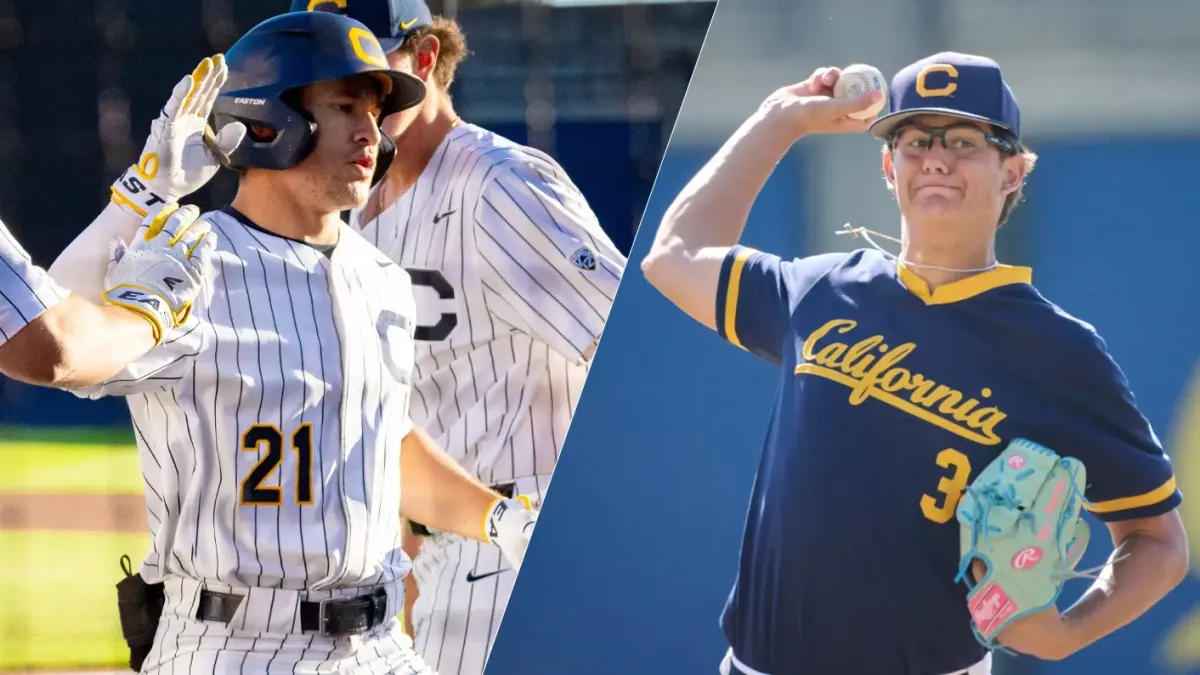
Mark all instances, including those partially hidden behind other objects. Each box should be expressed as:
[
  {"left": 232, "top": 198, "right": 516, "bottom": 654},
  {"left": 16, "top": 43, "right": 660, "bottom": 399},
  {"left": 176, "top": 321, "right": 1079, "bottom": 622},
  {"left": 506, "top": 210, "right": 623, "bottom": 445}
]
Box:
[
  {"left": 352, "top": 122, "right": 625, "bottom": 492},
  {"left": 351, "top": 122, "right": 625, "bottom": 675},
  {"left": 74, "top": 206, "right": 417, "bottom": 595},
  {"left": 0, "top": 219, "right": 67, "bottom": 348}
]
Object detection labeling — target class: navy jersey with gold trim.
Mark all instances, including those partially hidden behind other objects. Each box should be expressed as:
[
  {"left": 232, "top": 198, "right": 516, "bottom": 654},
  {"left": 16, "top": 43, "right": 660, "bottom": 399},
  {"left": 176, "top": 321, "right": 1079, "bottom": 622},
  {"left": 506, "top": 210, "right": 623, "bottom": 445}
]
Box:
[{"left": 715, "top": 246, "right": 1180, "bottom": 675}]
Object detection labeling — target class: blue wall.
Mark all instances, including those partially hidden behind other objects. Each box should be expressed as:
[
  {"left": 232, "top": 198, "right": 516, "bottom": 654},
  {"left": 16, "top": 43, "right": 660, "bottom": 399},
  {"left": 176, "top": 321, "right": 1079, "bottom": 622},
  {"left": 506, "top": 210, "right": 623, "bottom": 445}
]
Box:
[
  {"left": 1015, "top": 137, "right": 1200, "bottom": 675},
  {"left": 489, "top": 137, "right": 1200, "bottom": 675}
]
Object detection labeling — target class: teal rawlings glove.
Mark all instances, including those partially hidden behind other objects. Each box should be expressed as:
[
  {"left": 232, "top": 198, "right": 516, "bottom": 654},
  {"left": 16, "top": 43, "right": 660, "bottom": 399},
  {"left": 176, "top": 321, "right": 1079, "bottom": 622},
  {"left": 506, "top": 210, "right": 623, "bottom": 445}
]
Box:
[{"left": 954, "top": 438, "right": 1092, "bottom": 650}]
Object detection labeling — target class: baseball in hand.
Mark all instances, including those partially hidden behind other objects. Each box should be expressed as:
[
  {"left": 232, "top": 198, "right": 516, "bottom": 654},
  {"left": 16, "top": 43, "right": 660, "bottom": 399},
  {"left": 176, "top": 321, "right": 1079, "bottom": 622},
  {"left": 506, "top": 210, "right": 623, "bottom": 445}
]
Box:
[{"left": 833, "top": 64, "right": 888, "bottom": 120}]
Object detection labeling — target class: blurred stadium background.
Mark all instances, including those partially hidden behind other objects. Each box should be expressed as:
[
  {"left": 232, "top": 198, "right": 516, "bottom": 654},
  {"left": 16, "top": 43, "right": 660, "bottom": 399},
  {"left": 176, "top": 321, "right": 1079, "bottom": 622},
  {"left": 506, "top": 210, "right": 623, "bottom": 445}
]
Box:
[
  {"left": 0, "top": 0, "right": 712, "bottom": 670},
  {"left": 486, "top": 1, "right": 1200, "bottom": 675}
]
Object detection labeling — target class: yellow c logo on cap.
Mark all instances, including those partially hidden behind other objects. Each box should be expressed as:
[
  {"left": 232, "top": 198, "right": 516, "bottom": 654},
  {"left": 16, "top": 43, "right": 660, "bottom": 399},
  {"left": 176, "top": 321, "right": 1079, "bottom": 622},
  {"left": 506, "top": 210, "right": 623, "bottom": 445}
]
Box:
[
  {"left": 916, "top": 64, "right": 958, "bottom": 98},
  {"left": 307, "top": 0, "right": 347, "bottom": 10},
  {"left": 348, "top": 26, "right": 388, "bottom": 68}
]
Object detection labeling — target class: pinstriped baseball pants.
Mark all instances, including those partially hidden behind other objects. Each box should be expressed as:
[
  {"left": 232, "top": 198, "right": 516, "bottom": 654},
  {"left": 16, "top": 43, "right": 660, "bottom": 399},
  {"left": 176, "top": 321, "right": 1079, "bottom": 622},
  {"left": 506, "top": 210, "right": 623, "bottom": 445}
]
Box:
[
  {"left": 139, "top": 576, "right": 436, "bottom": 674},
  {"left": 408, "top": 534, "right": 513, "bottom": 675}
]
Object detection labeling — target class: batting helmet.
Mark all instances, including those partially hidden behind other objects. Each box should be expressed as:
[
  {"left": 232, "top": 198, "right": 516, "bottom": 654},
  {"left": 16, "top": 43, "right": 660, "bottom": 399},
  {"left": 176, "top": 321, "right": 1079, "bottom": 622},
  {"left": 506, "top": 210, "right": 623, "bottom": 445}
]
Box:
[{"left": 211, "top": 11, "right": 425, "bottom": 182}]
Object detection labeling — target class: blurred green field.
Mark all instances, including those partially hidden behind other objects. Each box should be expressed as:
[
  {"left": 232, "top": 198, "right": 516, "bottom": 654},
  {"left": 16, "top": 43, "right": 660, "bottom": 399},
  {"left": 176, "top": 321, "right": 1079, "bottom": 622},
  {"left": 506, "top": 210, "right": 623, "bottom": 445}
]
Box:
[
  {"left": 0, "top": 431, "right": 140, "bottom": 495},
  {"left": 0, "top": 531, "right": 149, "bottom": 670},
  {"left": 0, "top": 427, "right": 142, "bottom": 671},
  {"left": 0, "top": 426, "right": 412, "bottom": 670}
]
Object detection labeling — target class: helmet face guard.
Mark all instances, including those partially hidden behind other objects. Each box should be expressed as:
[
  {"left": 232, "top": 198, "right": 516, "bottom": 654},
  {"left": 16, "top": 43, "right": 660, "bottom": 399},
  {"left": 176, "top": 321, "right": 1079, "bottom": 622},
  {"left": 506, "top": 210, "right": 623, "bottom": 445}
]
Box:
[
  {"left": 211, "top": 11, "right": 425, "bottom": 183},
  {"left": 213, "top": 95, "right": 318, "bottom": 172}
]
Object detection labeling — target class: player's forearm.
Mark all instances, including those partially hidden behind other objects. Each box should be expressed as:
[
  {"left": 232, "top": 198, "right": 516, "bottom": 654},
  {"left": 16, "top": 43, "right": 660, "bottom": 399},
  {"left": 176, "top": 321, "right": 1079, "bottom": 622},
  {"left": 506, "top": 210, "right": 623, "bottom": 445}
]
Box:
[
  {"left": 49, "top": 201, "right": 143, "bottom": 299},
  {"left": 399, "top": 425, "right": 503, "bottom": 543},
  {"left": 643, "top": 108, "right": 797, "bottom": 271},
  {"left": 0, "top": 295, "right": 156, "bottom": 388},
  {"left": 640, "top": 109, "right": 800, "bottom": 328},
  {"left": 1059, "top": 526, "right": 1188, "bottom": 657}
]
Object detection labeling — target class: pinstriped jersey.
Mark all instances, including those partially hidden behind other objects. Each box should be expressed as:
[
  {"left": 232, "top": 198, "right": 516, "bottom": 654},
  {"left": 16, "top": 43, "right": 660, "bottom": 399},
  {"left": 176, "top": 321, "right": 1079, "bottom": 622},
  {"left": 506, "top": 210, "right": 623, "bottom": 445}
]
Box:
[
  {"left": 0, "top": 219, "right": 68, "bottom": 347},
  {"left": 73, "top": 207, "right": 418, "bottom": 592},
  {"left": 351, "top": 123, "right": 625, "bottom": 489}
]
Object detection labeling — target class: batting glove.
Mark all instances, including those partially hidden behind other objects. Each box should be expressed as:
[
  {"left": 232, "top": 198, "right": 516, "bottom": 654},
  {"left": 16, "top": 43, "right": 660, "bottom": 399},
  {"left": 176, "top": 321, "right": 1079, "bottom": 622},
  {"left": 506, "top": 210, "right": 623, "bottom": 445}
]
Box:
[
  {"left": 103, "top": 203, "right": 217, "bottom": 347},
  {"left": 483, "top": 495, "right": 539, "bottom": 572},
  {"left": 109, "top": 55, "right": 246, "bottom": 219}
]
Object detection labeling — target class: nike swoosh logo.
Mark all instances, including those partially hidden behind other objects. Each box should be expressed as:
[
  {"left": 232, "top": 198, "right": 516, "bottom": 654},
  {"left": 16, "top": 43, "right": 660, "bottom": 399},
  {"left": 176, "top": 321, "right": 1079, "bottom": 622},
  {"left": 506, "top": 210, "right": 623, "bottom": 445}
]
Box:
[
  {"left": 433, "top": 210, "right": 456, "bottom": 224},
  {"left": 400, "top": 17, "right": 419, "bottom": 30},
  {"left": 465, "top": 568, "right": 508, "bottom": 583}
]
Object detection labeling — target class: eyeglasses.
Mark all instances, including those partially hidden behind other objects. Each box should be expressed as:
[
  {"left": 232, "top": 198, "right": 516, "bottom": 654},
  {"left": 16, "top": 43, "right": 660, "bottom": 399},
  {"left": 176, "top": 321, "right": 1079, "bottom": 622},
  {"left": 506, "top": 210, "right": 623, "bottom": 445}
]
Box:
[{"left": 890, "top": 122, "right": 1017, "bottom": 159}]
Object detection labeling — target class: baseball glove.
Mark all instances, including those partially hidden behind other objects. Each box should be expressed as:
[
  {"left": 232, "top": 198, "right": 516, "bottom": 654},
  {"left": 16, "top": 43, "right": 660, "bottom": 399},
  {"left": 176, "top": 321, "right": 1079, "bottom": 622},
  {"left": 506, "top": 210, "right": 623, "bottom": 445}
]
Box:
[{"left": 953, "top": 438, "right": 1092, "bottom": 649}]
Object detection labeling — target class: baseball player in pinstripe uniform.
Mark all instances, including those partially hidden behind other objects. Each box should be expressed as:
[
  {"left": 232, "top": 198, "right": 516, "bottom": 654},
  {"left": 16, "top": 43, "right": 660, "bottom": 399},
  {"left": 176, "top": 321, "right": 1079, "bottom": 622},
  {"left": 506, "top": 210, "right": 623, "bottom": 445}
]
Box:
[
  {"left": 289, "top": 2, "right": 626, "bottom": 672},
  {"left": 50, "top": 12, "right": 538, "bottom": 674},
  {"left": 0, "top": 211, "right": 214, "bottom": 388}
]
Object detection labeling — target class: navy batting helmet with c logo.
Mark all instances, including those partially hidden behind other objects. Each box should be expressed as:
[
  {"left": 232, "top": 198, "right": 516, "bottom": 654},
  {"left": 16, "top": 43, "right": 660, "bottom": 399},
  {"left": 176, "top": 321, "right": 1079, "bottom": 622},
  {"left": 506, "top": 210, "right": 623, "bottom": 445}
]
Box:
[{"left": 211, "top": 11, "right": 425, "bottom": 179}]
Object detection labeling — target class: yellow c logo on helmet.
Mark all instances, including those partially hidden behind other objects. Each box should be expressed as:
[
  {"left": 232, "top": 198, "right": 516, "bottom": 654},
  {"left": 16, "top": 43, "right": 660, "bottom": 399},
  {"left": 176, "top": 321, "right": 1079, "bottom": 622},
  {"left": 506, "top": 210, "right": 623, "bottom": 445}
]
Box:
[
  {"left": 916, "top": 64, "right": 958, "bottom": 98},
  {"left": 348, "top": 26, "right": 388, "bottom": 69}
]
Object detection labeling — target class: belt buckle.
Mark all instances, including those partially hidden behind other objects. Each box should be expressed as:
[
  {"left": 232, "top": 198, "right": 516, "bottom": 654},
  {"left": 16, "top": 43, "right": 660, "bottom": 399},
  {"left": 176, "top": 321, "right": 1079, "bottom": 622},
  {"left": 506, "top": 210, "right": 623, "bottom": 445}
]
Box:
[
  {"left": 317, "top": 588, "right": 387, "bottom": 638},
  {"left": 316, "top": 596, "right": 339, "bottom": 638}
]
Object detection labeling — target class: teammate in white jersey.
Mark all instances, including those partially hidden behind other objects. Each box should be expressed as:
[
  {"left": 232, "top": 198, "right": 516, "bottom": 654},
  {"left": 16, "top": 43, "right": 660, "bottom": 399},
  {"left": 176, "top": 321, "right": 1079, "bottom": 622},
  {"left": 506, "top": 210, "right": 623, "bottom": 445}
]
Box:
[
  {"left": 0, "top": 210, "right": 213, "bottom": 388},
  {"left": 287, "top": 2, "right": 626, "bottom": 672},
  {"left": 49, "top": 12, "right": 537, "bottom": 674}
]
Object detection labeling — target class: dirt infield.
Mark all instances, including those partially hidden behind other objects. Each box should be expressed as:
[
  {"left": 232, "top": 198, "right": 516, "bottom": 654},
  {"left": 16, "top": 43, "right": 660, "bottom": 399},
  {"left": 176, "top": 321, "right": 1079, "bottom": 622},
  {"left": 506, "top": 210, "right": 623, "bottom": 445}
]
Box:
[{"left": 0, "top": 494, "right": 145, "bottom": 533}]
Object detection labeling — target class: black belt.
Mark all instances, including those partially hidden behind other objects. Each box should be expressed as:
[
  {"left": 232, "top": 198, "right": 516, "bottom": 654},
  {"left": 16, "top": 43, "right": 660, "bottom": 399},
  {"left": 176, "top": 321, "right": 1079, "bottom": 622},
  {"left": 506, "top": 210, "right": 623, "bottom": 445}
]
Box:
[{"left": 195, "top": 586, "right": 388, "bottom": 638}]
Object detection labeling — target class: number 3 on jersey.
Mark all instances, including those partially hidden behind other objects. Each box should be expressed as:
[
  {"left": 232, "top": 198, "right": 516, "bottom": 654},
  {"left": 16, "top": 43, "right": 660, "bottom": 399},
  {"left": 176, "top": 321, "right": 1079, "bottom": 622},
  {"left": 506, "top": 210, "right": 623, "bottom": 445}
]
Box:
[
  {"left": 921, "top": 448, "right": 971, "bottom": 524},
  {"left": 240, "top": 424, "right": 314, "bottom": 506}
]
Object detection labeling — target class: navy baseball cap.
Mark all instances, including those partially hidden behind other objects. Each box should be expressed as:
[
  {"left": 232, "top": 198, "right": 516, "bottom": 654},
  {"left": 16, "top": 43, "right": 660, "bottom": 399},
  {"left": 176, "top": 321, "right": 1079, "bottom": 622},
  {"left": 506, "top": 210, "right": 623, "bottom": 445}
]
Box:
[
  {"left": 290, "top": 0, "right": 433, "bottom": 52},
  {"left": 868, "top": 52, "right": 1021, "bottom": 141}
]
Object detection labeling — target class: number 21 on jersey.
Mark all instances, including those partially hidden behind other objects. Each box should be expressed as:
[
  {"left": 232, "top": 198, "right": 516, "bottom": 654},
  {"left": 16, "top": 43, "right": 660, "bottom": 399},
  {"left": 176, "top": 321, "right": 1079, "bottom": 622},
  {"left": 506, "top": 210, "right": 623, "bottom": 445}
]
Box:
[
  {"left": 240, "top": 424, "right": 314, "bottom": 506},
  {"left": 921, "top": 448, "right": 971, "bottom": 524}
]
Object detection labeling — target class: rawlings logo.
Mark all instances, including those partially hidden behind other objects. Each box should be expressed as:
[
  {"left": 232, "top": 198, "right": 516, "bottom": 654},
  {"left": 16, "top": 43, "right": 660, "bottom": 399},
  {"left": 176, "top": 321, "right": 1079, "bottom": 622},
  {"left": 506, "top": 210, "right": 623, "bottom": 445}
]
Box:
[
  {"left": 1011, "top": 546, "right": 1043, "bottom": 570},
  {"left": 972, "top": 588, "right": 1004, "bottom": 624},
  {"left": 798, "top": 319, "right": 1007, "bottom": 445},
  {"left": 968, "top": 582, "right": 1018, "bottom": 637},
  {"left": 1007, "top": 454, "right": 1026, "bottom": 469}
]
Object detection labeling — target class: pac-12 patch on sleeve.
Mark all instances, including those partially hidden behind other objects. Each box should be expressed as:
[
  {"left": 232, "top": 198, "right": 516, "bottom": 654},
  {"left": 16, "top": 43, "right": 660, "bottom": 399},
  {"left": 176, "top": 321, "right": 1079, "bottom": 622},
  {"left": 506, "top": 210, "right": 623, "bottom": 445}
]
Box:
[{"left": 569, "top": 246, "right": 597, "bottom": 271}]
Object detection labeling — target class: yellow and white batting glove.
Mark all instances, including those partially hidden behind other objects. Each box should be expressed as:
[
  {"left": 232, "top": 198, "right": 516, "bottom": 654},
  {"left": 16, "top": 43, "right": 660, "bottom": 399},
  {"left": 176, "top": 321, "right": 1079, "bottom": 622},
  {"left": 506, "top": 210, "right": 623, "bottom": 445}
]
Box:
[
  {"left": 483, "top": 495, "right": 539, "bottom": 572},
  {"left": 109, "top": 55, "right": 246, "bottom": 219},
  {"left": 103, "top": 203, "right": 217, "bottom": 347}
]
